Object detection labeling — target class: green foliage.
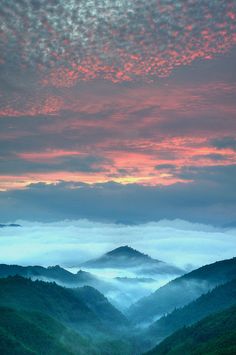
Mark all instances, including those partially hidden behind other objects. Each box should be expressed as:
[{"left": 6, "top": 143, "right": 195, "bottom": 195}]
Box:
[
  {"left": 0, "top": 276, "right": 133, "bottom": 354},
  {"left": 0, "top": 276, "right": 106, "bottom": 332},
  {"left": 0, "top": 305, "right": 133, "bottom": 355},
  {"left": 1, "top": 258, "right": 236, "bottom": 355},
  {"left": 147, "top": 278, "right": 236, "bottom": 344},
  {"left": 0, "top": 307, "right": 92, "bottom": 354},
  {"left": 74, "top": 285, "right": 128, "bottom": 327},
  {"left": 128, "top": 257, "right": 236, "bottom": 324},
  {"left": 0, "top": 327, "right": 35, "bottom": 355},
  {"left": 146, "top": 306, "right": 236, "bottom": 355}
]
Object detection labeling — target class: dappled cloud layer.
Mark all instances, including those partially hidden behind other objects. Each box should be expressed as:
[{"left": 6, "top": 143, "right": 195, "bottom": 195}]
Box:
[
  {"left": 0, "top": 0, "right": 236, "bottom": 83},
  {"left": 0, "top": 0, "right": 236, "bottom": 224}
]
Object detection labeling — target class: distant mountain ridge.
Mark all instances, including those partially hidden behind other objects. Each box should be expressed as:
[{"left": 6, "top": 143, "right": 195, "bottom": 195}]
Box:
[
  {"left": 127, "top": 257, "right": 236, "bottom": 324},
  {"left": 0, "top": 262, "right": 159, "bottom": 310},
  {"left": 145, "top": 278, "right": 236, "bottom": 348},
  {"left": 81, "top": 246, "right": 161, "bottom": 268},
  {"left": 0, "top": 264, "right": 95, "bottom": 286},
  {"left": 107, "top": 246, "right": 156, "bottom": 259},
  {"left": 0, "top": 223, "right": 21, "bottom": 228},
  {"left": 81, "top": 246, "right": 183, "bottom": 276},
  {"left": 0, "top": 256, "right": 236, "bottom": 354}
]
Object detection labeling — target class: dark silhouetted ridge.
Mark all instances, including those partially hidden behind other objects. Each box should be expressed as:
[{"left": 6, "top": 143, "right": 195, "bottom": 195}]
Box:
[{"left": 81, "top": 246, "right": 183, "bottom": 276}]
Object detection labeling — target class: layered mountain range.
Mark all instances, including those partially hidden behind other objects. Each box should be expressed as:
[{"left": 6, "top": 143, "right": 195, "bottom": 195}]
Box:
[
  {"left": 0, "top": 246, "right": 184, "bottom": 310},
  {"left": 0, "top": 247, "right": 235, "bottom": 354}
]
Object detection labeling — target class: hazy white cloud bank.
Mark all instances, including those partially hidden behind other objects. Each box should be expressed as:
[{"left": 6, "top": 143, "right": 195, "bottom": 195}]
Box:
[{"left": 0, "top": 219, "right": 235, "bottom": 270}]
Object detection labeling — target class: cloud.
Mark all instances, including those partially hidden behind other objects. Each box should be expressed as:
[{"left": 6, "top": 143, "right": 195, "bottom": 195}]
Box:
[
  {"left": 177, "top": 164, "right": 236, "bottom": 185},
  {"left": 155, "top": 164, "right": 176, "bottom": 170},
  {"left": 0, "top": 0, "right": 235, "bottom": 83},
  {"left": 0, "top": 154, "right": 109, "bottom": 175},
  {"left": 192, "top": 153, "right": 227, "bottom": 161},
  {"left": 0, "top": 80, "right": 235, "bottom": 188},
  {"left": 0, "top": 219, "right": 235, "bottom": 271},
  {"left": 0, "top": 168, "right": 236, "bottom": 225},
  {"left": 210, "top": 136, "right": 236, "bottom": 151}
]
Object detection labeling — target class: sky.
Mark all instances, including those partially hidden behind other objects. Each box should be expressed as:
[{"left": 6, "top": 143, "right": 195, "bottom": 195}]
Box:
[{"left": 0, "top": 0, "right": 236, "bottom": 225}]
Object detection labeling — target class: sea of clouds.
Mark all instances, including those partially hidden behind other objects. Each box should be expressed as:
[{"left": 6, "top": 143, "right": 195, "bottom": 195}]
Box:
[{"left": 0, "top": 219, "right": 235, "bottom": 271}]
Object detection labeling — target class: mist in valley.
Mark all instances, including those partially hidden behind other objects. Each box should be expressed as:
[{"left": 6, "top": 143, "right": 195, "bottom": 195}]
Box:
[
  {"left": 0, "top": 219, "right": 236, "bottom": 354},
  {"left": 1, "top": 218, "right": 236, "bottom": 312},
  {"left": 1, "top": 219, "right": 235, "bottom": 269}
]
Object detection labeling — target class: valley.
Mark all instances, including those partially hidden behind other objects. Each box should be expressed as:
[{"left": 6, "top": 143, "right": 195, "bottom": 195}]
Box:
[{"left": 0, "top": 247, "right": 235, "bottom": 354}]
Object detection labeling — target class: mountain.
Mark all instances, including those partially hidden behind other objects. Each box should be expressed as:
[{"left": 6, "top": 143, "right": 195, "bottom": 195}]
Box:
[
  {"left": 0, "top": 223, "right": 21, "bottom": 228},
  {"left": 73, "top": 285, "right": 128, "bottom": 327},
  {"left": 145, "top": 305, "right": 236, "bottom": 355},
  {"left": 81, "top": 246, "right": 183, "bottom": 276},
  {"left": 0, "top": 264, "right": 116, "bottom": 295},
  {"left": 0, "top": 307, "right": 92, "bottom": 355},
  {"left": 0, "top": 276, "right": 99, "bottom": 332},
  {"left": 0, "top": 247, "right": 184, "bottom": 312},
  {"left": 127, "top": 257, "right": 236, "bottom": 324},
  {"left": 0, "top": 276, "right": 127, "bottom": 333},
  {"left": 0, "top": 264, "right": 93, "bottom": 285},
  {"left": 81, "top": 246, "right": 158, "bottom": 269},
  {"left": 0, "top": 263, "right": 155, "bottom": 310},
  {"left": 145, "top": 278, "right": 236, "bottom": 348},
  {"left": 0, "top": 276, "right": 133, "bottom": 354}
]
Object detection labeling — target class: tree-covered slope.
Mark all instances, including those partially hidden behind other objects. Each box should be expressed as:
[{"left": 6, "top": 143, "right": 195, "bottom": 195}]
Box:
[
  {"left": 145, "top": 306, "right": 236, "bottom": 355},
  {"left": 0, "top": 276, "right": 128, "bottom": 334},
  {"left": 145, "top": 278, "right": 236, "bottom": 347},
  {"left": 128, "top": 257, "right": 236, "bottom": 323},
  {"left": 0, "top": 277, "right": 133, "bottom": 354},
  {"left": 74, "top": 285, "right": 128, "bottom": 327},
  {"left": 0, "top": 264, "right": 127, "bottom": 306},
  {"left": 0, "top": 276, "right": 100, "bottom": 331},
  {"left": 0, "top": 307, "right": 92, "bottom": 355}
]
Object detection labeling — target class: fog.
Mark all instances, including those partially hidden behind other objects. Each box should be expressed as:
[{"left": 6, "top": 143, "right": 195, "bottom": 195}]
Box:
[
  {"left": 0, "top": 219, "right": 236, "bottom": 310},
  {"left": 0, "top": 219, "right": 235, "bottom": 270}
]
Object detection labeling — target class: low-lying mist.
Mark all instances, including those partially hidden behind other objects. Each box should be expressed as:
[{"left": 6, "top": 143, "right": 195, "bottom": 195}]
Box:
[
  {"left": 0, "top": 218, "right": 236, "bottom": 314},
  {"left": 0, "top": 219, "right": 235, "bottom": 270}
]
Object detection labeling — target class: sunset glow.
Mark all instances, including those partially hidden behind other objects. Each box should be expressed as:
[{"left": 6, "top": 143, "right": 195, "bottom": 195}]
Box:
[{"left": 0, "top": 0, "right": 235, "bottom": 224}]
